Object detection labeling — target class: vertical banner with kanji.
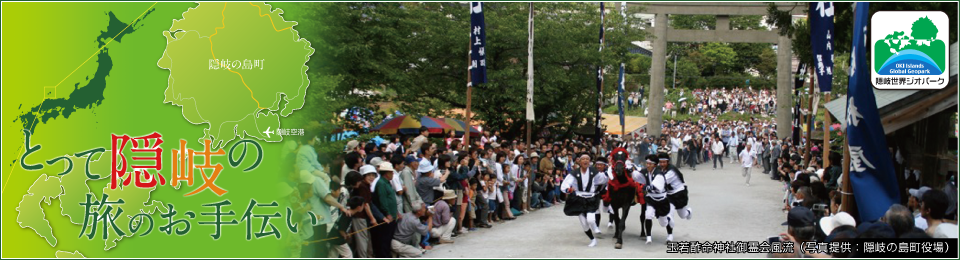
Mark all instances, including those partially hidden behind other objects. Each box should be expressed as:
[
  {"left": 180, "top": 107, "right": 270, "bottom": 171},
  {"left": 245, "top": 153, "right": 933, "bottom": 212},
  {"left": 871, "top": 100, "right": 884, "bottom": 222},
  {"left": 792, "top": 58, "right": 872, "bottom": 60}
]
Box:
[
  {"left": 792, "top": 63, "right": 806, "bottom": 146},
  {"left": 846, "top": 2, "right": 900, "bottom": 222},
  {"left": 469, "top": 2, "right": 487, "bottom": 87},
  {"left": 810, "top": 2, "right": 835, "bottom": 92},
  {"left": 594, "top": 2, "right": 605, "bottom": 145}
]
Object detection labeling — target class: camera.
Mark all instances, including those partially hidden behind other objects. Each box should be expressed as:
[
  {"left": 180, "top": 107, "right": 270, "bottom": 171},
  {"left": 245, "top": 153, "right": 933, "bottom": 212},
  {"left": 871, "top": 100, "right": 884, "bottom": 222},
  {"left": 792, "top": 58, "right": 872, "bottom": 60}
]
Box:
[{"left": 811, "top": 203, "right": 828, "bottom": 218}]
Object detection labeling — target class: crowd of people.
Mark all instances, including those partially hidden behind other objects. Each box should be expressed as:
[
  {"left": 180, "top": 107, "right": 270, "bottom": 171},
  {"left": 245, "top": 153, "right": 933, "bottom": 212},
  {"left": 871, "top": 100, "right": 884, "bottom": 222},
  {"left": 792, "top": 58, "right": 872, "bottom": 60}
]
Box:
[
  {"left": 655, "top": 87, "right": 776, "bottom": 118},
  {"left": 619, "top": 116, "right": 958, "bottom": 257},
  {"left": 280, "top": 114, "right": 957, "bottom": 258}
]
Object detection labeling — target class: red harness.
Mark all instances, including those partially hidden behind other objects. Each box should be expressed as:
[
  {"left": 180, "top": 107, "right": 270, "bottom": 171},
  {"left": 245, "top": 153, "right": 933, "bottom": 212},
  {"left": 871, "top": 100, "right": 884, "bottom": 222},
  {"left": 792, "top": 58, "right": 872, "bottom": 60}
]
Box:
[{"left": 602, "top": 174, "right": 645, "bottom": 204}]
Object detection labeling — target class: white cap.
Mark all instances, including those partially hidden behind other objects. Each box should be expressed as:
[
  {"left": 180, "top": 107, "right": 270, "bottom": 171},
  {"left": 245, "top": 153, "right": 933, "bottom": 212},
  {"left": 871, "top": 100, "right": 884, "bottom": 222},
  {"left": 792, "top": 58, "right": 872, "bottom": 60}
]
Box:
[
  {"left": 379, "top": 161, "right": 395, "bottom": 173},
  {"left": 909, "top": 186, "right": 933, "bottom": 199},
  {"left": 417, "top": 158, "right": 435, "bottom": 173},
  {"left": 819, "top": 212, "right": 856, "bottom": 235},
  {"left": 360, "top": 165, "right": 378, "bottom": 176},
  {"left": 370, "top": 157, "right": 384, "bottom": 168}
]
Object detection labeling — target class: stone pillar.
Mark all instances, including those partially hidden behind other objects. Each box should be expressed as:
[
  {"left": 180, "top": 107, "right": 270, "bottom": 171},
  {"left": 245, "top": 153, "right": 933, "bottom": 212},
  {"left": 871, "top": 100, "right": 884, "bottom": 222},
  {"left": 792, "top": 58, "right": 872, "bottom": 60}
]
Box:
[
  {"left": 776, "top": 34, "right": 793, "bottom": 140},
  {"left": 647, "top": 13, "right": 668, "bottom": 138},
  {"left": 716, "top": 15, "right": 730, "bottom": 31}
]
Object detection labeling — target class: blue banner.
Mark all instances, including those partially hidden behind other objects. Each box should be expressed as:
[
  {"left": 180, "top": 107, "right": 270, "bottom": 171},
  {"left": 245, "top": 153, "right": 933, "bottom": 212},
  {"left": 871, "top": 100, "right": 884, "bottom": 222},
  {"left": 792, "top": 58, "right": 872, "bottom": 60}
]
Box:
[
  {"left": 846, "top": 2, "right": 901, "bottom": 222},
  {"left": 810, "top": 2, "right": 835, "bottom": 92},
  {"left": 469, "top": 2, "right": 487, "bottom": 87}
]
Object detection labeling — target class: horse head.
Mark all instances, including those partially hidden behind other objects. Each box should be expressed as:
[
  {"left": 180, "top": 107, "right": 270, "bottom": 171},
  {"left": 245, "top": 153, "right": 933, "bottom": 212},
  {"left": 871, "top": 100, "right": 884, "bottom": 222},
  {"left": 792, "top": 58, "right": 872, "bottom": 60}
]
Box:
[{"left": 610, "top": 147, "right": 630, "bottom": 182}]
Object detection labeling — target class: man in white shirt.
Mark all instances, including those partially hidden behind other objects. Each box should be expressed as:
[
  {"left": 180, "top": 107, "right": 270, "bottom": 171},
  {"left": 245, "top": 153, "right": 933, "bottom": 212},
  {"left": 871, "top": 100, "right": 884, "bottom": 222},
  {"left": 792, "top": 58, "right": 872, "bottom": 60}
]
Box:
[
  {"left": 739, "top": 144, "right": 756, "bottom": 186},
  {"left": 920, "top": 189, "right": 959, "bottom": 238},
  {"left": 670, "top": 134, "right": 683, "bottom": 166},
  {"left": 908, "top": 187, "right": 931, "bottom": 230},
  {"left": 728, "top": 131, "right": 740, "bottom": 164},
  {"left": 711, "top": 137, "right": 725, "bottom": 170}
]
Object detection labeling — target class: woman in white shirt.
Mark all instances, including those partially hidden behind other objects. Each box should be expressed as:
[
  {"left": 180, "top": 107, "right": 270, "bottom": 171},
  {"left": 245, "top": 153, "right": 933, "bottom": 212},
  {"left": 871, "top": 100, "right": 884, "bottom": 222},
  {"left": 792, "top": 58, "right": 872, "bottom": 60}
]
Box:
[{"left": 494, "top": 152, "right": 515, "bottom": 220}]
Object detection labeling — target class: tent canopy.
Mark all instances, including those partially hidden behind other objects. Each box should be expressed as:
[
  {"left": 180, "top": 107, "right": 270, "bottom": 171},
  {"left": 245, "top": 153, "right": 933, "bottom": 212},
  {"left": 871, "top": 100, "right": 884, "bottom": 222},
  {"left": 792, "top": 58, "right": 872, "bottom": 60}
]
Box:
[{"left": 601, "top": 114, "right": 647, "bottom": 136}]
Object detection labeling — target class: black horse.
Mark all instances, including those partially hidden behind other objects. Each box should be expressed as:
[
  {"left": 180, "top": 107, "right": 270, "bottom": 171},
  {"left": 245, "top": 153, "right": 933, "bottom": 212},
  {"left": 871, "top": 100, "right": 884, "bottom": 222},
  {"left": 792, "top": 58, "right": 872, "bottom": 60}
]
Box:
[{"left": 602, "top": 148, "right": 644, "bottom": 249}]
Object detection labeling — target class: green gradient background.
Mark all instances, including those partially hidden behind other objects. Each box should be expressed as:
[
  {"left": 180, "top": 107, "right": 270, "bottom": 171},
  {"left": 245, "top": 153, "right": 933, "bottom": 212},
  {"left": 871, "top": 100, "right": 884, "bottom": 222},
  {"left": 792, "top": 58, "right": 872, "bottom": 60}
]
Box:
[{"left": 2, "top": 2, "right": 317, "bottom": 257}]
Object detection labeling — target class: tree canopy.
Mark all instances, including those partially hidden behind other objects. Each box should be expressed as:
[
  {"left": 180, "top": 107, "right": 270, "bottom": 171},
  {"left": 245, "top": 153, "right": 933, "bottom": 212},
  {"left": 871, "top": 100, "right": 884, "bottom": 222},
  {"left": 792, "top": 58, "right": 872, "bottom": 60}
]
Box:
[{"left": 298, "top": 2, "right": 647, "bottom": 139}]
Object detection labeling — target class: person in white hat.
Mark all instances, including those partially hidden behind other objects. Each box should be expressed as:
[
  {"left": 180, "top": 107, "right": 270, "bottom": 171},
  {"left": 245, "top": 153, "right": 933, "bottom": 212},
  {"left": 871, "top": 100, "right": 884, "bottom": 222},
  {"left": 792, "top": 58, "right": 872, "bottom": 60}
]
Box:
[
  {"left": 345, "top": 139, "right": 361, "bottom": 153},
  {"left": 360, "top": 165, "right": 379, "bottom": 193},
  {"left": 908, "top": 186, "right": 932, "bottom": 230},
  {"left": 369, "top": 162, "right": 400, "bottom": 258},
  {"left": 819, "top": 211, "right": 856, "bottom": 237},
  {"left": 431, "top": 190, "right": 458, "bottom": 243}
]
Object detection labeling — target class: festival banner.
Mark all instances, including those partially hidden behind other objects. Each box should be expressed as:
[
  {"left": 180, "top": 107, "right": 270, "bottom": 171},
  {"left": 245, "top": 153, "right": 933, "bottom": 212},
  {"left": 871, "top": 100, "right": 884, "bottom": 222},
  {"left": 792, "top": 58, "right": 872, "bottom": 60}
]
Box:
[{"left": 846, "top": 2, "right": 901, "bottom": 222}]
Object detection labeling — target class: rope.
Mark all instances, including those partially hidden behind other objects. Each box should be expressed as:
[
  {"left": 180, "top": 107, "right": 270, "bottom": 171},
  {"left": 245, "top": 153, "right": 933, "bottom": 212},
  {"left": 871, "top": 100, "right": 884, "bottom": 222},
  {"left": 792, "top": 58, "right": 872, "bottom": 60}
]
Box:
[
  {"left": 304, "top": 195, "right": 447, "bottom": 245},
  {"left": 304, "top": 220, "right": 388, "bottom": 245}
]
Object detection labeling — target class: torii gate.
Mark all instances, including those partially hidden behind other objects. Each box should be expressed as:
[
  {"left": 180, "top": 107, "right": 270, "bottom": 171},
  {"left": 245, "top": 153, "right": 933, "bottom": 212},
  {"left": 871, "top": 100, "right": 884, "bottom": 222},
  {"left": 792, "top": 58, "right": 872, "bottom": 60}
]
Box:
[{"left": 629, "top": 2, "right": 805, "bottom": 139}]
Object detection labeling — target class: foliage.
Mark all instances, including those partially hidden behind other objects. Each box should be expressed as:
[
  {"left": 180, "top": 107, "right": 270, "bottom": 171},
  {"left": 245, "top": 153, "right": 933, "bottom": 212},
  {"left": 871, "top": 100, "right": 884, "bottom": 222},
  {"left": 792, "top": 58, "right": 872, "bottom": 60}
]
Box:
[
  {"left": 666, "top": 57, "right": 701, "bottom": 88},
  {"left": 626, "top": 53, "right": 650, "bottom": 74},
  {"left": 756, "top": 47, "right": 778, "bottom": 78},
  {"left": 696, "top": 42, "right": 738, "bottom": 76},
  {"left": 831, "top": 52, "right": 850, "bottom": 96},
  {"left": 313, "top": 132, "right": 381, "bottom": 165},
  {"left": 309, "top": 2, "right": 648, "bottom": 140},
  {"left": 767, "top": 2, "right": 958, "bottom": 70},
  {"left": 911, "top": 16, "right": 938, "bottom": 40}
]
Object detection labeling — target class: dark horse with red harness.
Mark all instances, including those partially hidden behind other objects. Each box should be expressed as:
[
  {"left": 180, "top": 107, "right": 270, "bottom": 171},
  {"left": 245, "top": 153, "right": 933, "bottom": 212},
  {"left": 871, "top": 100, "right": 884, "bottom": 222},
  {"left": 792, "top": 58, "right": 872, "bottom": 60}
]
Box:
[{"left": 602, "top": 148, "right": 644, "bottom": 249}]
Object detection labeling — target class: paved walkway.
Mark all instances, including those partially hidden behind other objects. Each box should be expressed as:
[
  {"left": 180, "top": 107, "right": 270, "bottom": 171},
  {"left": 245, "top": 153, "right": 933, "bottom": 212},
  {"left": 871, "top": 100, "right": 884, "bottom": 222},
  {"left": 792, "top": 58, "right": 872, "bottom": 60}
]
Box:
[{"left": 423, "top": 160, "right": 788, "bottom": 258}]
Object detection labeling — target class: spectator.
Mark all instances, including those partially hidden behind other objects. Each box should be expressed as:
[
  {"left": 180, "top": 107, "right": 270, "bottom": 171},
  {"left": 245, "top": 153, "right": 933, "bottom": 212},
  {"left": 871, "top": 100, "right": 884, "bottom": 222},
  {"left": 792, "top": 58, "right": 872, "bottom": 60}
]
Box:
[
  {"left": 908, "top": 186, "right": 931, "bottom": 230},
  {"left": 417, "top": 156, "right": 449, "bottom": 206},
  {"left": 883, "top": 204, "right": 919, "bottom": 237},
  {"left": 298, "top": 131, "right": 331, "bottom": 183},
  {"left": 530, "top": 174, "right": 552, "bottom": 209},
  {"left": 771, "top": 206, "right": 820, "bottom": 258},
  {"left": 399, "top": 156, "right": 424, "bottom": 214},
  {"left": 920, "top": 189, "right": 959, "bottom": 238},
  {"left": 410, "top": 126, "right": 431, "bottom": 156},
  {"left": 432, "top": 190, "right": 458, "bottom": 244},
  {"left": 392, "top": 201, "right": 433, "bottom": 257},
  {"left": 329, "top": 196, "right": 365, "bottom": 258}
]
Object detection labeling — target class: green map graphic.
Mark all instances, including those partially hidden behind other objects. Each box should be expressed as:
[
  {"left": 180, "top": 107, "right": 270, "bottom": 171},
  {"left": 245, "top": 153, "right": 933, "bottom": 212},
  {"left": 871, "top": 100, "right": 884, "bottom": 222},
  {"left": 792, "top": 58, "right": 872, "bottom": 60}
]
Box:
[
  {"left": 6, "top": 2, "right": 307, "bottom": 256},
  {"left": 158, "top": 2, "right": 314, "bottom": 149},
  {"left": 15, "top": 10, "right": 151, "bottom": 134},
  {"left": 16, "top": 151, "right": 164, "bottom": 251},
  {"left": 873, "top": 16, "right": 946, "bottom": 71},
  {"left": 14, "top": 8, "right": 164, "bottom": 253},
  {"left": 55, "top": 250, "right": 85, "bottom": 258}
]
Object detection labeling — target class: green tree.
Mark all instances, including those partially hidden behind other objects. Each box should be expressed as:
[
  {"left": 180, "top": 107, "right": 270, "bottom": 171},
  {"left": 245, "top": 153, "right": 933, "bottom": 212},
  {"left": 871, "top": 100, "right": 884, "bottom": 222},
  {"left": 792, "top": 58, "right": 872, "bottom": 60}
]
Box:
[
  {"left": 306, "top": 2, "right": 647, "bottom": 139},
  {"left": 698, "top": 42, "right": 737, "bottom": 76},
  {"left": 627, "top": 53, "right": 651, "bottom": 74},
  {"left": 670, "top": 14, "right": 715, "bottom": 30},
  {"left": 730, "top": 15, "right": 767, "bottom": 30},
  {"left": 911, "top": 16, "right": 938, "bottom": 40},
  {"left": 666, "top": 57, "right": 700, "bottom": 88},
  {"left": 756, "top": 46, "right": 778, "bottom": 78}
]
